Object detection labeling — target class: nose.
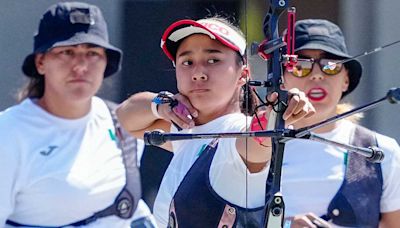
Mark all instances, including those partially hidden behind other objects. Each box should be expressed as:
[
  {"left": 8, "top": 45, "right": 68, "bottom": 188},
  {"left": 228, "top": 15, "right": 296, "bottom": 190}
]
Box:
[
  {"left": 192, "top": 72, "right": 208, "bottom": 81},
  {"left": 310, "top": 73, "right": 324, "bottom": 81},
  {"left": 72, "top": 54, "right": 89, "bottom": 75},
  {"left": 309, "top": 66, "right": 324, "bottom": 81}
]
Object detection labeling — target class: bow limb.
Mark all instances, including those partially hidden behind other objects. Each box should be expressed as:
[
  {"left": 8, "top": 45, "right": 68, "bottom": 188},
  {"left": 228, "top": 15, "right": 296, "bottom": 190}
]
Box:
[{"left": 261, "top": 1, "right": 292, "bottom": 227}]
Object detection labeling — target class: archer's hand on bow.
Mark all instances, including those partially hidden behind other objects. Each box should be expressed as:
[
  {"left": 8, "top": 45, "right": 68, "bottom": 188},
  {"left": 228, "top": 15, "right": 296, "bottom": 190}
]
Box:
[{"left": 265, "top": 88, "right": 315, "bottom": 127}]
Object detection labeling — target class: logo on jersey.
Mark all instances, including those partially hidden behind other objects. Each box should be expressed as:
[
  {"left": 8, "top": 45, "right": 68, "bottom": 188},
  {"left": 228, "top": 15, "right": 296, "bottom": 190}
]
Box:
[
  {"left": 108, "top": 129, "right": 117, "bottom": 141},
  {"left": 39, "top": 145, "right": 58, "bottom": 156}
]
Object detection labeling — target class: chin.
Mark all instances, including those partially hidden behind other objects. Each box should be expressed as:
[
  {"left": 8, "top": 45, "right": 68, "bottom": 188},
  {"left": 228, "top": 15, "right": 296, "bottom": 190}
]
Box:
[{"left": 69, "top": 90, "right": 96, "bottom": 101}]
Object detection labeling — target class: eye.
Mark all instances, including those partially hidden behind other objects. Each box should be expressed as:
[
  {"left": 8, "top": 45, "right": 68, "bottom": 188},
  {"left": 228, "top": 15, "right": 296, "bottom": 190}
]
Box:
[
  {"left": 87, "top": 47, "right": 106, "bottom": 57},
  {"left": 182, "top": 60, "right": 192, "bottom": 66},
  {"left": 59, "top": 49, "right": 74, "bottom": 56},
  {"left": 87, "top": 50, "right": 101, "bottom": 57},
  {"left": 207, "top": 58, "right": 219, "bottom": 64}
]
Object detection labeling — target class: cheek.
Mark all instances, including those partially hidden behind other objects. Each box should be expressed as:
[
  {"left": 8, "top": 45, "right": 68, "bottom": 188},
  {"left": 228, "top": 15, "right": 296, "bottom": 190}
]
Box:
[
  {"left": 283, "top": 73, "right": 304, "bottom": 90},
  {"left": 341, "top": 72, "right": 350, "bottom": 92},
  {"left": 93, "top": 60, "right": 107, "bottom": 73},
  {"left": 175, "top": 72, "right": 190, "bottom": 92}
]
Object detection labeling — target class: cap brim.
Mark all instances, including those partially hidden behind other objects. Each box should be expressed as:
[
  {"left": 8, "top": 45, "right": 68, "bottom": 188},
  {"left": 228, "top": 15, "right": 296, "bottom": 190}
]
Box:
[
  {"left": 161, "top": 19, "right": 245, "bottom": 61},
  {"left": 22, "top": 33, "right": 122, "bottom": 78}
]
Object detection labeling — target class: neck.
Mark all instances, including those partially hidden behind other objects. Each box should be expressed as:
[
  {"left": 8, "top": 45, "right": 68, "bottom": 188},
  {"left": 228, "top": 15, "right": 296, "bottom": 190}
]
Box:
[
  {"left": 293, "top": 109, "right": 339, "bottom": 133},
  {"left": 37, "top": 96, "right": 92, "bottom": 119},
  {"left": 194, "top": 101, "right": 241, "bottom": 126}
]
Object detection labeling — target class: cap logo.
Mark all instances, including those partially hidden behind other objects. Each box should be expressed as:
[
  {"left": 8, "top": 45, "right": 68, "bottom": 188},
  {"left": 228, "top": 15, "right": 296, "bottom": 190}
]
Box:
[
  {"left": 200, "top": 22, "right": 229, "bottom": 36},
  {"left": 69, "top": 8, "right": 95, "bottom": 25}
]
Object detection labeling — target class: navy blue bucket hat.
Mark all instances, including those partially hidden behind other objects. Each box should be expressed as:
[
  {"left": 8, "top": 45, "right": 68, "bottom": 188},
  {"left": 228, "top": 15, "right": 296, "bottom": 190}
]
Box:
[
  {"left": 22, "top": 2, "right": 122, "bottom": 78},
  {"left": 293, "top": 19, "right": 362, "bottom": 97}
]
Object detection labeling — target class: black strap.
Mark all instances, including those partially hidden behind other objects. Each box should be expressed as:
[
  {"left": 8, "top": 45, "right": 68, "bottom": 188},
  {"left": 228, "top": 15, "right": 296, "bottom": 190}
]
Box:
[{"left": 6, "top": 100, "right": 141, "bottom": 227}]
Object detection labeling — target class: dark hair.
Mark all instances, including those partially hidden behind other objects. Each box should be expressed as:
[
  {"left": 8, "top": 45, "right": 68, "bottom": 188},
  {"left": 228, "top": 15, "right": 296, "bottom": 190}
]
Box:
[
  {"left": 241, "top": 83, "right": 258, "bottom": 116},
  {"left": 17, "top": 72, "right": 45, "bottom": 102}
]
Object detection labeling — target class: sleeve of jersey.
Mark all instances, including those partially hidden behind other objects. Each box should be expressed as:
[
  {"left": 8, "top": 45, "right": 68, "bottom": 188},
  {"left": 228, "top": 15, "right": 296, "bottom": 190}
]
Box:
[
  {"left": 0, "top": 143, "right": 19, "bottom": 224},
  {"left": 378, "top": 134, "right": 400, "bottom": 212}
]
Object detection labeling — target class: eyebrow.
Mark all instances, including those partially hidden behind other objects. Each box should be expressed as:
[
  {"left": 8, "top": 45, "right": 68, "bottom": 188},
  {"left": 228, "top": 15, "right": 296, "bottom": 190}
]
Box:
[{"left": 177, "top": 49, "right": 223, "bottom": 58}]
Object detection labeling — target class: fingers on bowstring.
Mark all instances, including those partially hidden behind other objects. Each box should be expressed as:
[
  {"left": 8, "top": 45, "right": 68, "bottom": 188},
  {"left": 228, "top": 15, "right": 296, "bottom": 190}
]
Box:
[
  {"left": 169, "top": 94, "right": 197, "bottom": 129},
  {"left": 173, "top": 93, "right": 198, "bottom": 119}
]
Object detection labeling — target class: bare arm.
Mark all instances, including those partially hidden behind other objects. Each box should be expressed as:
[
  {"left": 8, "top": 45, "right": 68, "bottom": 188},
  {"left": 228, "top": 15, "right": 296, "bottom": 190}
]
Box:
[
  {"left": 380, "top": 210, "right": 400, "bottom": 228},
  {"left": 116, "top": 91, "right": 198, "bottom": 152},
  {"left": 116, "top": 92, "right": 173, "bottom": 151},
  {"left": 117, "top": 92, "right": 161, "bottom": 132}
]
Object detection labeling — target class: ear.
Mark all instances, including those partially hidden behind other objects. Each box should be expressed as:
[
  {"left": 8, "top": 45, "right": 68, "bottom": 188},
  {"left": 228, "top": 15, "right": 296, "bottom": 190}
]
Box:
[
  {"left": 34, "top": 54, "right": 46, "bottom": 75},
  {"left": 238, "top": 65, "right": 249, "bottom": 86}
]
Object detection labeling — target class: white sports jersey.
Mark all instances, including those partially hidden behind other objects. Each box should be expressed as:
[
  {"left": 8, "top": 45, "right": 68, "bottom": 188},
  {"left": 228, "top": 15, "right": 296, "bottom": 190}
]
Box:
[
  {"left": 153, "top": 113, "right": 269, "bottom": 227},
  {"left": 282, "top": 120, "right": 400, "bottom": 221},
  {"left": 153, "top": 114, "right": 400, "bottom": 228},
  {"left": 0, "top": 97, "right": 152, "bottom": 227}
]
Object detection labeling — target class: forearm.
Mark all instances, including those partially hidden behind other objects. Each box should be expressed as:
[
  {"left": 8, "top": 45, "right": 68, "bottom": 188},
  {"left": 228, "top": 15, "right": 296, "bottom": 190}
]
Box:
[
  {"left": 236, "top": 136, "right": 272, "bottom": 171},
  {"left": 235, "top": 112, "right": 272, "bottom": 171},
  {"left": 116, "top": 92, "right": 161, "bottom": 133}
]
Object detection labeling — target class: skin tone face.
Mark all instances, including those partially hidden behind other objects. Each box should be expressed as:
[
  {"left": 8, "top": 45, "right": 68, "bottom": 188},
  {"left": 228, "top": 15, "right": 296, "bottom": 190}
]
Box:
[
  {"left": 175, "top": 34, "right": 247, "bottom": 125},
  {"left": 35, "top": 43, "right": 107, "bottom": 118},
  {"left": 283, "top": 49, "right": 349, "bottom": 131}
]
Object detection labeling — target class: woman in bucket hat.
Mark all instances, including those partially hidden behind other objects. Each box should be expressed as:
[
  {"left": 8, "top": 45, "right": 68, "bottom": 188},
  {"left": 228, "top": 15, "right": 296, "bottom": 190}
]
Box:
[
  {"left": 117, "top": 16, "right": 315, "bottom": 227},
  {"left": 281, "top": 19, "right": 400, "bottom": 227},
  {"left": 0, "top": 2, "right": 156, "bottom": 227}
]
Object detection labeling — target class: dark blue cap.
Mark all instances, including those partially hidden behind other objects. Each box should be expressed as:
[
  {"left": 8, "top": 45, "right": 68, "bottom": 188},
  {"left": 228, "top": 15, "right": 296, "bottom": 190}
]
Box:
[
  {"left": 22, "top": 2, "right": 122, "bottom": 78},
  {"left": 294, "top": 19, "right": 362, "bottom": 97}
]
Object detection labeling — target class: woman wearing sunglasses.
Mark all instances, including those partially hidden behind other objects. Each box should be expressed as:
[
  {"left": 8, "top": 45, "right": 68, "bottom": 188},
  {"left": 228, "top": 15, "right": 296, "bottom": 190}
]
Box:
[{"left": 281, "top": 19, "right": 400, "bottom": 227}]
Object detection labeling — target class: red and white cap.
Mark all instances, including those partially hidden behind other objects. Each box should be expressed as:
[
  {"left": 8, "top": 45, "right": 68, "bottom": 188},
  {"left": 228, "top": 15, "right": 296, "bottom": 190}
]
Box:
[{"left": 161, "top": 18, "right": 246, "bottom": 62}]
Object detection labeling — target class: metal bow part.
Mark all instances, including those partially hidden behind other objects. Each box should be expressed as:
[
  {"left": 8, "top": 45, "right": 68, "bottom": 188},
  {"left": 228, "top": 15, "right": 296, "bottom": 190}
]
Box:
[{"left": 257, "top": 1, "right": 295, "bottom": 227}]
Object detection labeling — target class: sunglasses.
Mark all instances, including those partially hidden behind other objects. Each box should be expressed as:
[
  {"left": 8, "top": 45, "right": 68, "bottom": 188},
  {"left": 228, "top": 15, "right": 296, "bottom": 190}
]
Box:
[{"left": 289, "top": 58, "right": 344, "bottom": 78}]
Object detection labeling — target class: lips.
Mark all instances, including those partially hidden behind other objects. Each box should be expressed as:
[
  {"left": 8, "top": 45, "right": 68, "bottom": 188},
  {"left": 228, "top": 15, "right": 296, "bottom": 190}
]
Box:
[
  {"left": 307, "top": 87, "right": 327, "bottom": 101},
  {"left": 190, "top": 88, "right": 209, "bottom": 93}
]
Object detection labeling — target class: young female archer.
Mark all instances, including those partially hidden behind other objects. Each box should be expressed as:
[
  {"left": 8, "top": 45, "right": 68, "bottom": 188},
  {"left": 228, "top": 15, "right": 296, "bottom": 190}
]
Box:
[{"left": 117, "top": 16, "right": 315, "bottom": 227}]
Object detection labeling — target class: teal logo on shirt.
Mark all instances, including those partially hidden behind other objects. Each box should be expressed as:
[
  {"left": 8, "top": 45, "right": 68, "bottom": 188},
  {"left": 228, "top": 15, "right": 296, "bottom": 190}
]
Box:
[{"left": 108, "top": 129, "right": 116, "bottom": 141}]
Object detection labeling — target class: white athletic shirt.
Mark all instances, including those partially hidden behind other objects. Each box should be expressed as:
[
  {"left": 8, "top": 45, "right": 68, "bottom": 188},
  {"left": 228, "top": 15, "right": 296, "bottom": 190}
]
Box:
[
  {"left": 153, "top": 114, "right": 400, "bottom": 228},
  {"left": 0, "top": 97, "right": 152, "bottom": 227},
  {"left": 153, "top": 113, "right": 269, "bottom": 227},
  {"left": 282, "top": 120, "right": 400, "bottom": 220}
]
